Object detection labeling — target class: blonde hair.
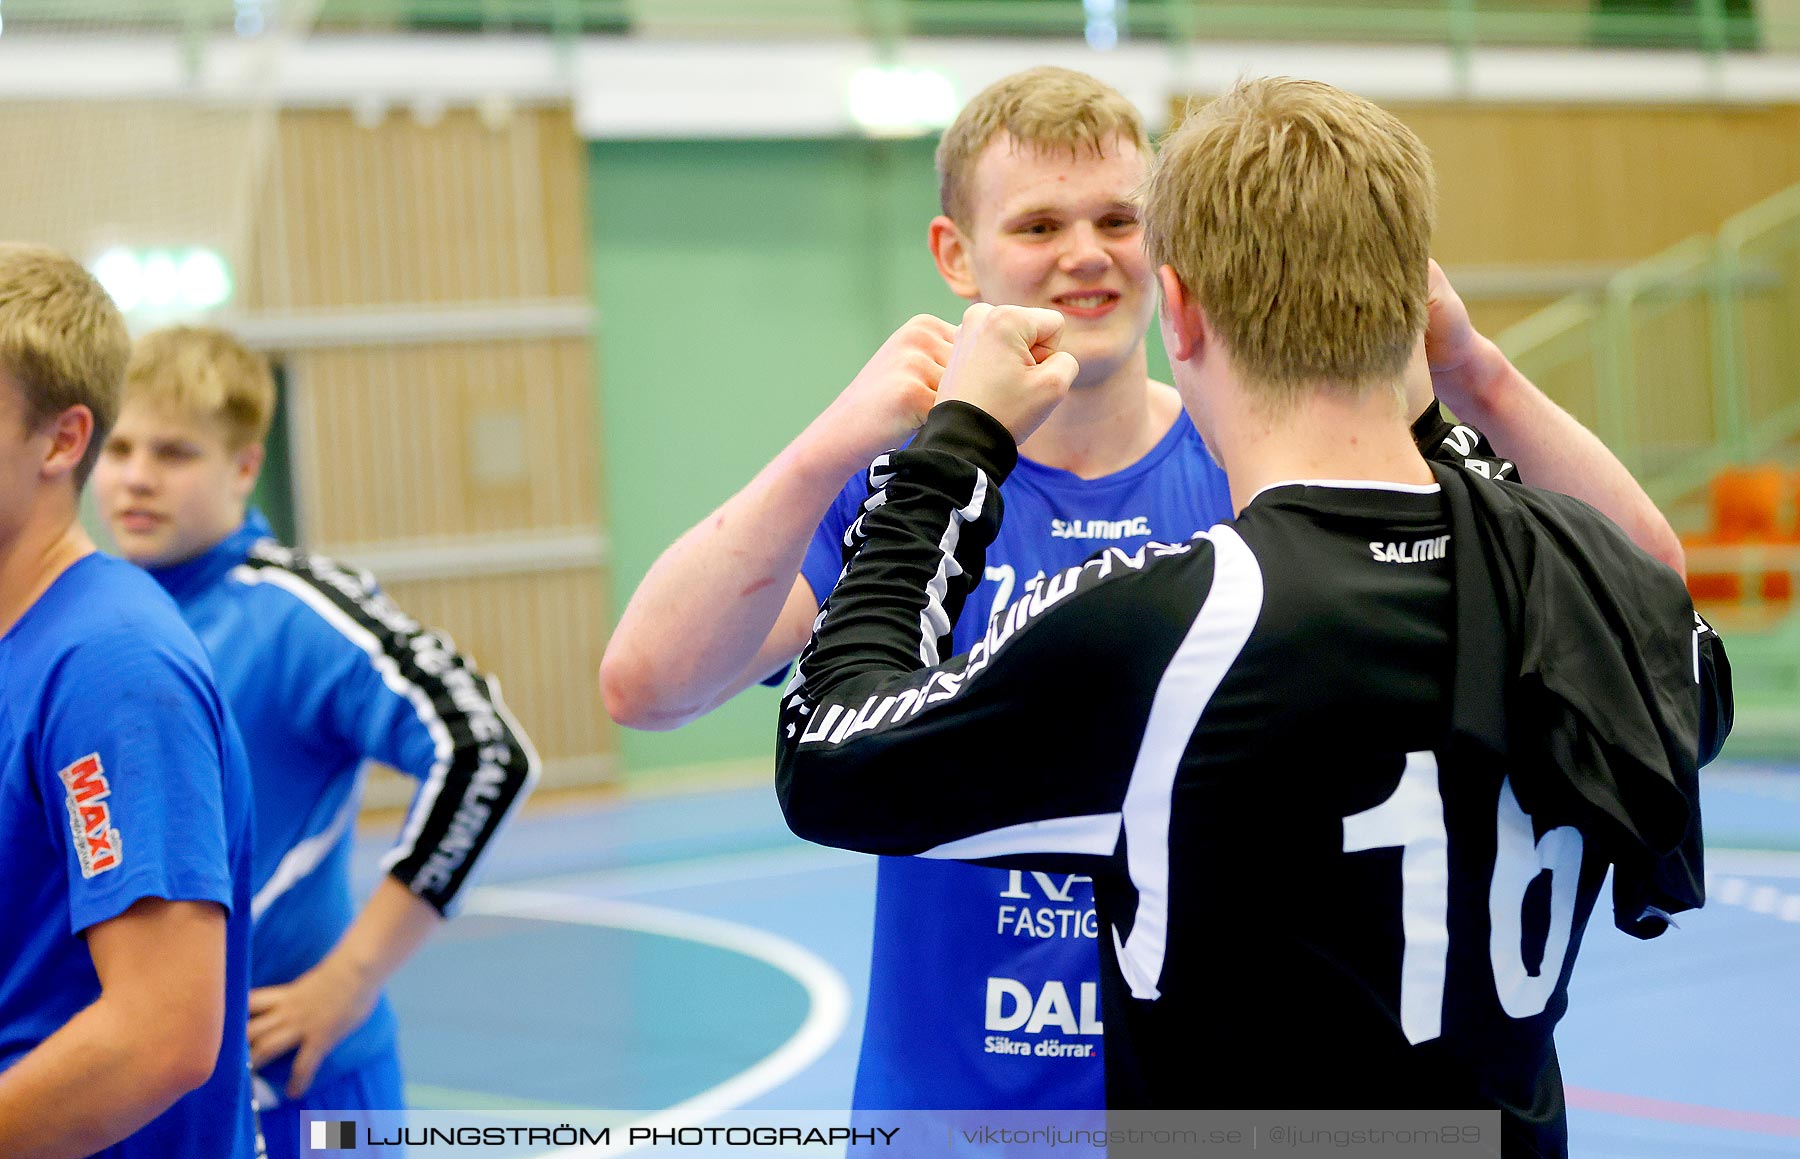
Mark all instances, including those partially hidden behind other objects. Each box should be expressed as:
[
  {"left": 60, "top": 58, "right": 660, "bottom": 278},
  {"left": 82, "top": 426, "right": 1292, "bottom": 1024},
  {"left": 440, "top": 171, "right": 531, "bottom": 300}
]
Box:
[
  {"left": 1144, "top": 77, "right": 1436, "bottom": 411},
  {"left": 0, "top": 243, "right": 129, "bottom": 487},
  {"left": 936, "top": 66, "right": 1150, "bottom": 225},
  {"left": 123, "top": 325, "right": 275, "bottom": 450}
]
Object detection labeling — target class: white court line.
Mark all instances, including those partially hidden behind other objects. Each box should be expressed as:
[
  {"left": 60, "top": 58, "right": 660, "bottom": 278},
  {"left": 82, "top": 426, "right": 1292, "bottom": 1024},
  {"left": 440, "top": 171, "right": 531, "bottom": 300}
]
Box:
[
  {"left": 1704, "top": 874, "right": 1800, "bottom": 923},
  {"left": 1705, "top": 849, "right": 1800, "bottom": 879},
  {"left": 458, "top": 886, "right": 852, "bottom": 1158}
]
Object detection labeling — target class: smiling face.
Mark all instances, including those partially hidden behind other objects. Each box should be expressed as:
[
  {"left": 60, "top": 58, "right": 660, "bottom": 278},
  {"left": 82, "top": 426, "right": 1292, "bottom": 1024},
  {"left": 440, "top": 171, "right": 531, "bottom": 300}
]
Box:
[
  {"left": 92, "top": 400, "right": 261, "bottom": 567},
  {"left": 931, "top": 132, "right": 1155, "bottom": 391}
]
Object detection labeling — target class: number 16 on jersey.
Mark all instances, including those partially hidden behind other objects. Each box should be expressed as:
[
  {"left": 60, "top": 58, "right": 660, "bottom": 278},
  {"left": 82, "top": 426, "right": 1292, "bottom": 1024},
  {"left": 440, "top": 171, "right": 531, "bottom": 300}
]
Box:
[{"left": 1343, "top": 751, "right": 1583, "bottom": 1045}]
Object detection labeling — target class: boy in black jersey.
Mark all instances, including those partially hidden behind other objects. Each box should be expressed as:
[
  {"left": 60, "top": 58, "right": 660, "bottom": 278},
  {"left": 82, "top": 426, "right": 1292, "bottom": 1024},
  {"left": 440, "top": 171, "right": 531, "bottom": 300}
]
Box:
[{"left": 775, "top": 78, "right": 1730, "bottom": 1158}]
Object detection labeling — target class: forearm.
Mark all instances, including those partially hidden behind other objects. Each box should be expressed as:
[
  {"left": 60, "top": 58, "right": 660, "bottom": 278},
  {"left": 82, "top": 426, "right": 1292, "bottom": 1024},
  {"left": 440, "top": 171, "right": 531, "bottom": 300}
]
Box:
[
  {"left": 318, "top": 878, "right": 441, "bottom": 1001},
  {"left": 776, "top": 401, "right": 1139, "bottom": 859},
  {"left": 0, "top": 1001, "right": 184, "bottom": 1158},
  {"left": 601, "top": 421, "right": 866, "bottom": 729},
  {"left": 779, "top": 404, "right": 1030, "bottom": 851},
  {"left": 1439, "top": 337, "right": 1686, "bottom": 574},
  {"left": 249, "top": 881, "right": 443, "bottom": 1097}
]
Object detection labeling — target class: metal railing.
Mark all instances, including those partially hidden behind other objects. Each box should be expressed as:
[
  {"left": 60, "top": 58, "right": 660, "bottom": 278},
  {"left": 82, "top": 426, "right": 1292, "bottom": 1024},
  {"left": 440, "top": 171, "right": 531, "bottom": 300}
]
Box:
[
  {"left": 1499, "top": 180, "right": 1800, "bottom": 510},
  {"left": 2, "top": 0, "right": 1789, "bottom": 55},
  {"left": 1497, "top": 177, "right": 1800, "bottom": 758}
]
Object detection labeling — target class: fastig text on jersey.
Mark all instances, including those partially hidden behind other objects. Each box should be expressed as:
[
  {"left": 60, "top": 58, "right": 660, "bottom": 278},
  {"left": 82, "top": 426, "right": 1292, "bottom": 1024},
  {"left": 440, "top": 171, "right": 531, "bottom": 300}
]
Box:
[
  {"left": 997, "top": 870, "right": 1097, "bottom": 941},
  {"left": 983, "top": 871, "right": 1103, "bottom": 1061}
]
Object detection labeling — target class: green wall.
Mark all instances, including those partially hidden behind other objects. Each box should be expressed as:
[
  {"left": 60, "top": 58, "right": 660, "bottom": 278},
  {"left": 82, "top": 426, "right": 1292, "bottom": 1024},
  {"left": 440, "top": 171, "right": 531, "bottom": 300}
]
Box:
[{"left": 589, "top": 137, "right": 1174, "bottom": 781}]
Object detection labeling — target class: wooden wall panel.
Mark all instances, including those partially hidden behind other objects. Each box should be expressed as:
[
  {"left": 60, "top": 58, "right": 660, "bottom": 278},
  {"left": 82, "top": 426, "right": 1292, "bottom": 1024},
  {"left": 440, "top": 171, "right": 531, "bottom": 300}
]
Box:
[
  {"left": 290, "top": 338, "right": 599, "bottom": 543},
  {"left": 1468, "top": 294, "right": 1563, "bottom": 340},
  {"left": 1396, "top": 104, "right": 1800, "bottom": 266},
  {"left": 377, "top": 569, "right": 614, "bottom": 769},
  {"left": 536, "top": 111, "right": 594, "bottom": 299},
  {"left": 247, "top": 104, "right": 611, "bottom": 775},
  {"left": 245, "top": 107, "right": 582, "bottom": 310},
  {"left": 0, "top": 102, "right": 255, "bottom": 274},
  {"left": 1167, "top": 99, "right": 1800, "bottom": 267}
]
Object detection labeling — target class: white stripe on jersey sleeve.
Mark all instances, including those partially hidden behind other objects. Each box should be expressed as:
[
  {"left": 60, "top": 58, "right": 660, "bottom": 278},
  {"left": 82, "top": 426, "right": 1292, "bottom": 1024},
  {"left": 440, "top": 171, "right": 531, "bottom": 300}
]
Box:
[
  {"left": 918, "top": 812, "right": 1123, "bottom": 861},
  {"left": 250, "top": 774, "right": 363, "bottom": 921},
  {"left": 1113, "top": 524, "right": 1264, "bottom": 1001},
  {"left": 229, "top": 563, "right": 456, "bottom": 880},
  {"left": 917, "top": 469, "right": 991, "bottom": 667}
]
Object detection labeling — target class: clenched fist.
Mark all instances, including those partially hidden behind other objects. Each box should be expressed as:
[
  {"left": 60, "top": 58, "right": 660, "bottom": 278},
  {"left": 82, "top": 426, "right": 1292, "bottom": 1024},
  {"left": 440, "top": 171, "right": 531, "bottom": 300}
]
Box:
[
  {"left": 814, "top": 313, "right": 957, "bottom": 467},
  {"left": 1424, "top": 259, "right": 1498, "bottom": 415},
  {"left": 936, "top": 303, "right": 1080, "bottom": 444}
]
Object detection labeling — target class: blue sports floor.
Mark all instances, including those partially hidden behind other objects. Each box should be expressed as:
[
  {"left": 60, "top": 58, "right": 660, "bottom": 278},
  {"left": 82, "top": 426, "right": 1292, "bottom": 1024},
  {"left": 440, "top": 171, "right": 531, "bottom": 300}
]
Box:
[{"left": 353, "top": 761, "right": 1800, "bottom": 1156}]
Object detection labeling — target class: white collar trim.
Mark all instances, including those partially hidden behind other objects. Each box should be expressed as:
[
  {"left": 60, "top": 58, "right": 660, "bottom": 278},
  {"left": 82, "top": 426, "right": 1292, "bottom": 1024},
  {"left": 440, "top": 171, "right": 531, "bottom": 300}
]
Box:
[{"left": 1248, "top": 478, "right": 1442, "bottom": 505}]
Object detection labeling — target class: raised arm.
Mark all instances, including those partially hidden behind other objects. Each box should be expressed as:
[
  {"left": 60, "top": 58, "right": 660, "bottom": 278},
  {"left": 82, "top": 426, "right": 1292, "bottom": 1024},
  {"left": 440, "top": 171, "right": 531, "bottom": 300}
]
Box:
[
  {"left": 600, "top": 316, "right": 955, "bottom": 730},
  {"left": 779, "top": 306, "right": 1155, "bottom": 858},
  {"left": 1425, "top": 260, "right": 1686, "bottom": 574}
]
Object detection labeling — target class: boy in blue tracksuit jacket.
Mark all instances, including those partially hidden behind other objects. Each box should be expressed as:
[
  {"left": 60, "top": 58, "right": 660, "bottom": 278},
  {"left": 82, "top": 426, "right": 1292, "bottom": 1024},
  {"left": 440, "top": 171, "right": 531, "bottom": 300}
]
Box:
[{"left": 93, "top": 325, "right": 540, "bottom": 1159}]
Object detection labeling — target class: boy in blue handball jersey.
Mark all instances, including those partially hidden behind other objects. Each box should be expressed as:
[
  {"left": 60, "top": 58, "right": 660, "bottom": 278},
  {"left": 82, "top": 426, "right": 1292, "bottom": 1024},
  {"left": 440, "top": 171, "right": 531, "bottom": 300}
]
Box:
[
  {"left": 601, "top": 68, "right": 1684, "bottom": 1117},
  {"left": 92, "top": 325, "right": 540, "bottom": 1159},
  {"left": 0, "top": 243, "right": 258, "bottom": 1158}
]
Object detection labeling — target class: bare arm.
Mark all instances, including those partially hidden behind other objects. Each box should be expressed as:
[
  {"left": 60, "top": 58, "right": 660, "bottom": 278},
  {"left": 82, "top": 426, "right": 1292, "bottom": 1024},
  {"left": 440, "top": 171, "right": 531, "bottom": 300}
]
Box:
[
  {"left": 0, "top": 899, "right": 226, "bottom": 1159},
  {"left": 601, "top": 315, "right": 955, "bottom": 731},
  {"left": 248, "top": 878, "right": 439, "bottom": 1098},
  {"left": 1425, "top": 261, "right": 1686, "bottom": 576}
]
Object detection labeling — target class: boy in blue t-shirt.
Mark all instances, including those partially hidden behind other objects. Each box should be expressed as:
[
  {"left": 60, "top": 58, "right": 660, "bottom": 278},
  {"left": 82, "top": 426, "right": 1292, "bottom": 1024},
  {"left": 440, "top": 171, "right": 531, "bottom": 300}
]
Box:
[
  {"left": 601, "top": 70, "right": 1686, "bottom": 1115},
  {"left": 0, "top": 243, "right": 258, "bottom": 1158}
]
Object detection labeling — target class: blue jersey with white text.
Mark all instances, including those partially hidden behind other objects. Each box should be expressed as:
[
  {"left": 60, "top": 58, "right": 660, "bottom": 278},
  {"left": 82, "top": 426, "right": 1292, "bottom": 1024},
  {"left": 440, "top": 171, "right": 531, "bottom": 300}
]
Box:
[
  {"left": 802, "top": 414, "right": 1232, "bottom": 1110},
  {"left": 147, "top": 511, "right": 539, "bottom": 1105},
  {"left": 0, "top": 554, "right": 257, "bottom": 1158}
]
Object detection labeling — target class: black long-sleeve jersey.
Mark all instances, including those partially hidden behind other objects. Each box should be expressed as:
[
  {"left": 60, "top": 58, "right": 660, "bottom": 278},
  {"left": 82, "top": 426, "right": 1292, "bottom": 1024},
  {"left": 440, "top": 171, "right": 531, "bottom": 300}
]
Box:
[{"left": 776, "top": 402, "right": 1729, "bottom": 1158}]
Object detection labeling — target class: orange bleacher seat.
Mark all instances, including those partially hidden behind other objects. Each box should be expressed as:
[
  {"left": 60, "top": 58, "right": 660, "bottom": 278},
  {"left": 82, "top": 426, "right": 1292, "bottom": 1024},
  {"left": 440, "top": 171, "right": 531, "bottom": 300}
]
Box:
[
  {"left": 1683, "top": 465, "right": 1794, "bottom": 603},
  {"left": 1710, "top": 465, "right": 1787, "bottom": 543}
]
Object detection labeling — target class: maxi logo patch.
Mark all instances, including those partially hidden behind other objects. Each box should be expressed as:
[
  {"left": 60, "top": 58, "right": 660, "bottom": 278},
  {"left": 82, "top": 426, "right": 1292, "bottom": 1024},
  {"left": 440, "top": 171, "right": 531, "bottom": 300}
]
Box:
[{"left": 58, "top": 753, "right": 122, "bottom": 878}]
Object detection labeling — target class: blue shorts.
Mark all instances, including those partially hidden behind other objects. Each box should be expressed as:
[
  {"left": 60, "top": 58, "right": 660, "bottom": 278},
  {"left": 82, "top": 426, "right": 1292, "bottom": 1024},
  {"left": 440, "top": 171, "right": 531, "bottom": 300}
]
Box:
[{"left": 258, "top": 1050, "right": 405, "bottom": 1159}]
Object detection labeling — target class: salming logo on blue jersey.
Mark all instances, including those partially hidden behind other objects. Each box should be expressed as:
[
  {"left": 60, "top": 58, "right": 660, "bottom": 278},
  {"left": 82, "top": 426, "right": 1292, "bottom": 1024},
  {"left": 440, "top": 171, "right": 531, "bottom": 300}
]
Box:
[{"left": 1050, "top": 516, "right": 1150, "bottom": 540}]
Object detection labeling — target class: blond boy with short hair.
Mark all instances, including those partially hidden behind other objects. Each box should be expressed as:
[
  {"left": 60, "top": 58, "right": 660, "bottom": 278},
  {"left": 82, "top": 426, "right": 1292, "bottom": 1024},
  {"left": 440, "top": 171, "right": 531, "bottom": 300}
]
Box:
[
  {"left": 773, "top": 77, "right": 1728, "bottom": 1156},
  {"left": 95, "top": 324, "right": 539, "bottom": 1159},
  {"left": 0, "top": 247, "right": 258, "bottom": 1158},
  {"left": 604, "top": 69, "right": 1685, "bottom": 1114}
]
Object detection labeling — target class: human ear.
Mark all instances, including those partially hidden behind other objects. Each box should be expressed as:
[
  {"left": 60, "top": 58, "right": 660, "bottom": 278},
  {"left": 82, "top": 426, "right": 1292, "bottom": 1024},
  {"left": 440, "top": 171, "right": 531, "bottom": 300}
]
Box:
[
  {"left": 39, "top": 405, "right": 93, "bottom": 482},
  {"left": 232, "top": 442, "right": 266, "bottom": 499},
  {"left": 1157, "top": 265, "right": 1207, "bottom": 362},
  {"left": 929, "top": 215, "right": 981, "bottom": 301}
]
